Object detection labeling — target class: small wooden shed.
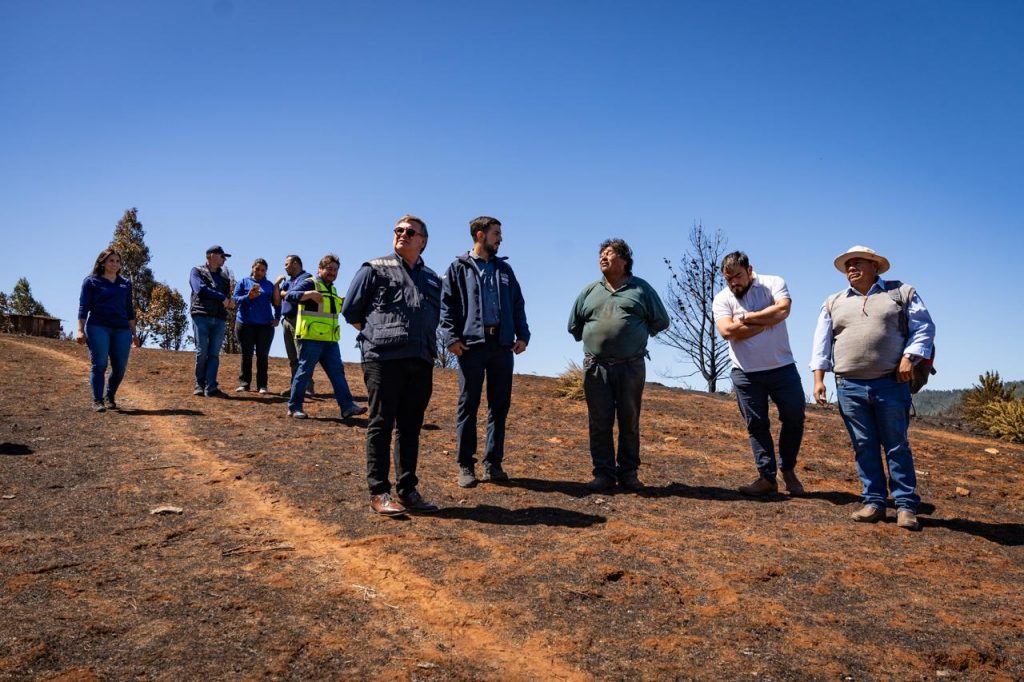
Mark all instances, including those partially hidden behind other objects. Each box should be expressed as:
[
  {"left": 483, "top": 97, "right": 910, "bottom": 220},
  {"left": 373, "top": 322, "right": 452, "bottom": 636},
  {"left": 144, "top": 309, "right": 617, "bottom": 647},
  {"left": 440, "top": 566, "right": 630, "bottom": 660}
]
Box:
[{"left": 4, "top": 314, "right": 63, "bottom": 338}]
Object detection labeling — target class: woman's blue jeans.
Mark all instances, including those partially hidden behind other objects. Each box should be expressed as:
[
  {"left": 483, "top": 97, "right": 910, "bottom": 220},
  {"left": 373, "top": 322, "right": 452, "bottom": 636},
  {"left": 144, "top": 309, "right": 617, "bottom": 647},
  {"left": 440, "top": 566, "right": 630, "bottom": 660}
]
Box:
[{"left": 85, "top": 324, "right": 132, "bottom": 402}]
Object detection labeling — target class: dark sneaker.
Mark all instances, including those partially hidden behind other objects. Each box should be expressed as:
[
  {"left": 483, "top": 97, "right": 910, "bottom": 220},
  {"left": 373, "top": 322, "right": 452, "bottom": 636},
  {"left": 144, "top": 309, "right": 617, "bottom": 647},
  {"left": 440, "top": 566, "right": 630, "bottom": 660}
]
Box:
[
  {"left": 457, "top": 466, "right": 478, "bottom": 488},
  {"left": 193, "top": 387, "right": 205, "bottom": 396},
  {"left": 397, "top": 490, "right": 439, "bottom": 513},
  {"left": 782, "top": 469, "right": 805, "bottom": 495},
  {"left": 205, "top": 388, "right": 228, "bottom": 398},
  {"left": 482, "top": 463, "right": 509, "bottom": 482},
  {"left": 258, "top": 387, "right": 269, "bottom": 394},
  {"left": 103, "top": 395, "right": 119, "bottom": 411},
  {"left": 92, "top": 400, "right": 107, "bottom": 413},
  {"left": 618, "top": 471, "right": 644, "bottom": 491},
  {"left": 851, "top": 505, "right": 885, "bottom": 523},
  {"left": 896, "top": 510, "right": 921, "bottom": 531},
  {"left": 341, "top": 404, "right": 368, "bottom": 419},
  {"left": 738, "top": 476, "right": 779, "bottom": 496},
  {"left": 287, "top": 410, "right": 308, "bottom": 419},
  {"left": 370, "top": 493, "right": 407, "bottom": 517},
  {"left": 235, "top": 385, "right": 249, "bottom": 392},
  {"left": 585, "top": 473, "right": 616, "bottom": 492}
]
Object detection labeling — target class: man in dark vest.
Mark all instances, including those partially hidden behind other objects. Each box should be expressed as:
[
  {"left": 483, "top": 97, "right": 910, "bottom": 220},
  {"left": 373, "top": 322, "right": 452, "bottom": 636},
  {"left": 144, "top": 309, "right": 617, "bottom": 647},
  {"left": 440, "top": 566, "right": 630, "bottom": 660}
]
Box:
[
  {"left": 440, "top": 216, "right": 530, "bottom": 488},
  {"left": 342, "top": 215, "right": 442, "bottom": 517},
  {"left": 189, "top": 245, "right": 235, "bottom": 397},
  {"left": 811, "top": 246, "right": 935, "bottom": 531}
]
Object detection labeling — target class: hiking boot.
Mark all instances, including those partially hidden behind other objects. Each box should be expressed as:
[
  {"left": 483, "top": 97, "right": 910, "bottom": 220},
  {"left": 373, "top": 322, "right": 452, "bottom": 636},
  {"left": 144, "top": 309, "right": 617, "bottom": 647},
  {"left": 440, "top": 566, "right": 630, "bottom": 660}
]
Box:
[
  {"left": 341, "top": 404, "right": 368, "bottom": 419},
  {"left": 235, "top": 385, "right": 249, "bottom": 392},
  {"left": 258, "top": 387, "right": 269, "bottom": 394},
  {"left": 205, "top": 388, "right": 228, "bottom": 398},
  {"left": 92, "top": 400, "right": 106, "bottom": 413},
  {"left": 370, "top": 493, "right": 407, "bottom": 517},
  {"left": 896, "top": 510, "right": 921, "bottom": 531},
  {"left": 193, "top": 386, "right": 205, "bottom": 396},
  {"left": 458, "top": 466, "right": 478, "bottom": 488},
  {"left": 618, "top": 471, "right": 644, "bottom": 491},
  {"left": 781, "top": 469, "right": 805, "bottom": 495},
  {"left": 482, "top": 463, "right": 509, "bottom": 482},
  {"left": 287, "top": 409, "right": 308, "bottom": 419},
  {"left": 585, "top": 473, "right": 617, "bottom": 492},
  {"left": 738, "top": 476, "right": 778, "bottom": 496},
  {"left": 103, "top": 395, "right": 119, "bottom": 411},
  {"left": 397, "top": 490, "right": 439, "bottom": 513},
  {"left": 851, "top": 505, "right": 885, "bottom": 523}
]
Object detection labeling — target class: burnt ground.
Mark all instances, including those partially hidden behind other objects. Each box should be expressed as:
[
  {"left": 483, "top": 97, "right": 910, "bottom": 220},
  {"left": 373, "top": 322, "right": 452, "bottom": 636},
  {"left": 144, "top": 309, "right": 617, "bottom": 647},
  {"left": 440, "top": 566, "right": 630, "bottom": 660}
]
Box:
[{"left": 1, "top": 335, "right": 1022, "bottom": 681}]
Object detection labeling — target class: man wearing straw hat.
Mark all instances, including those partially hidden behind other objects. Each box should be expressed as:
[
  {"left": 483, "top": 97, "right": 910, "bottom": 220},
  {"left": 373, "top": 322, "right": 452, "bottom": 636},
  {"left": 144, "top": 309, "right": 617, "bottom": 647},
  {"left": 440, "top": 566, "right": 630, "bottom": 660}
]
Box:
[{"left": 811, "top": 246, "right": 935, "bottom": 531}]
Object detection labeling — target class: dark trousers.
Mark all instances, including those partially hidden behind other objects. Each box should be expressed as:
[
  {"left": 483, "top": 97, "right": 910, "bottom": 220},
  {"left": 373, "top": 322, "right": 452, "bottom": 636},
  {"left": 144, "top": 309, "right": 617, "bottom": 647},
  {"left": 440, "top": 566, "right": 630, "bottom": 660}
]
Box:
[
  {"left": 731, "top": 363, "right": 806, "bottom": 481},
  {"left": 236, "top": 322, "right": 275, "bottom": 389},
  {"left": 364, "top": 358, "right": 433, "bottom": 496},
  {"left": 455, "top": 337, "right": 514, "bottom": 468},
  {"left": 583, "top": 356, "right": 646, "bottom": 478},
  {"left": 282, "top": 317, "right": 313, "bottom": 391}
]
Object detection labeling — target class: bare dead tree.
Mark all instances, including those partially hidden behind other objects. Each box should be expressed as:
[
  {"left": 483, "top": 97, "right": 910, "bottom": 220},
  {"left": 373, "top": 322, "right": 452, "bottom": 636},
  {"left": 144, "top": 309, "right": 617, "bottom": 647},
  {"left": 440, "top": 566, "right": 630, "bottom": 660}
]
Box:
[
  {"left": 435, "top": 332, "right": 458, "bottom": 369},
  {"left": 659, "top": 222, "right": 731, "bottom": 392}
]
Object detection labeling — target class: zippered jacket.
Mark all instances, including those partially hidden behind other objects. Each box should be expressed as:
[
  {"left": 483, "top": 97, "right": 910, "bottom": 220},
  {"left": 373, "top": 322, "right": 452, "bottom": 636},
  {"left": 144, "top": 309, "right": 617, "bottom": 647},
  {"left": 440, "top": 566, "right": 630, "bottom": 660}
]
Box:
[{"left": 439, "top": 252, "right": 530, "bottom": 349}]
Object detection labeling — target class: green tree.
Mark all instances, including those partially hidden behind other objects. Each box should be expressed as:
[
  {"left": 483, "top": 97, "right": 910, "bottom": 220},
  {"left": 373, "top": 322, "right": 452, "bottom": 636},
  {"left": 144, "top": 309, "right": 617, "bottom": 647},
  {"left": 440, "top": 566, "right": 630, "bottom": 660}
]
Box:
[
  {"left": 147, "top": 283, "right": 189, "bottom": 350},
  {"left": 8, "top": 277, "right": 50, "bottom": 316},
  {"left": 110, "top": 208, "right": 156, "bottom": 343},
  {"left": 0, "top": 291, "right": 12, "bottom": 332},
  {"left": 222, "top": 267, "right": 239, "bottom": 354}
]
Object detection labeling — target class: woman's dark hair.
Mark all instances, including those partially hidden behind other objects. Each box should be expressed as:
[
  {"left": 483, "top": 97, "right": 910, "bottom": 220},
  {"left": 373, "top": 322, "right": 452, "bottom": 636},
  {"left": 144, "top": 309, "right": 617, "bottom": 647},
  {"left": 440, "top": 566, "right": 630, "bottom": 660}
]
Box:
[
  {"left": 251, "top": 258, "right": 269, "bottom": 277},
  {"left": 599, "top": 238, "right": 633, "bottom": 275},
  {"left": 92, "top": 248, "right": 122, "bottom": 277}
]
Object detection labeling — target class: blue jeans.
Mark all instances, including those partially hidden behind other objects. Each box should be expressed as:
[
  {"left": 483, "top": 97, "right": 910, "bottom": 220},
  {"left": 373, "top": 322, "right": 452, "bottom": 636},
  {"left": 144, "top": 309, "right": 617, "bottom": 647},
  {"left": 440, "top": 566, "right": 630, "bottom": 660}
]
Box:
[
  {"left": 192, "top": 315, "right": 226, "bottom": 391},
  {"left": 455, "top": 338, "right": 514, "bottom": 468},
  {"left": 288, "top": 340, "right": 357, "bottom": 412},
  {"left": 836, "top": 375, "right": 920, "bottom": 512},
  {"left": 583, "top": 356, "right": 646, "bottom": 479},
  {"left": 731, "top": 363, "right": 806, "bottom": 481},
  {"left": 85, "top": 324, "right": 132, "bottom": 402}
]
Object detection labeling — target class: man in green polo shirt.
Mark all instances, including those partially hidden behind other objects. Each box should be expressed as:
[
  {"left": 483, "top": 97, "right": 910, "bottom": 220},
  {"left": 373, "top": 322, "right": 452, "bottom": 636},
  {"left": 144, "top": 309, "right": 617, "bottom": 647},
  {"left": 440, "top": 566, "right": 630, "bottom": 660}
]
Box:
[{"left": 568, "top": 238, "right": 670, "bottom": 492}]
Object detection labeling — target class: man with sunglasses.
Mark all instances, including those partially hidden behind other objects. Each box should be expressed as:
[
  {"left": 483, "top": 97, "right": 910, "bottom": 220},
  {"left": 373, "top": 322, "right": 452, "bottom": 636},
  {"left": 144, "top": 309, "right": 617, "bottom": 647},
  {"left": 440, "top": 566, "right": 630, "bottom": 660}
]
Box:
[
  {"left": 342, "top": 215, "right": 443, "bottom": 517},
  {"left": 713, "top": 251, "right": 805, "bottom": 497},
  {"left": 811, "top": 246, "right": 935, "bottom": 531},
  {"left": 440, "top": 216, "right": 530, "bottom": 488}
]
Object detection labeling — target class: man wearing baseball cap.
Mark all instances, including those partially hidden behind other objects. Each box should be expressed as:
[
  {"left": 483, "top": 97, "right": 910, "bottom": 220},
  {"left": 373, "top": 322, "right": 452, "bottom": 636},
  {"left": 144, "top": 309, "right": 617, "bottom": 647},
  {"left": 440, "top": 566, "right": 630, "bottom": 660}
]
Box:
[
  {"left": 189, "top": 245, "right": 235, "bottom": 397},
  {"left": 810, "top": 246, "right": 935, "bottom": 531}
]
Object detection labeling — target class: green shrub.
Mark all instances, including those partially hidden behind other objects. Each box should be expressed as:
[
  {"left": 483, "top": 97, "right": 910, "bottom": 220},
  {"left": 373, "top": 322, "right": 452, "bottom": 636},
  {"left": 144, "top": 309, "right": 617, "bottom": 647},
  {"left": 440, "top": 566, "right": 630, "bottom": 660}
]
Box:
[
  {"left": 980, "top": 400, "right": 1024, "bottom": 443},
  {"left": 962, "top": 371, "right": 1016, "bottom": 426}
]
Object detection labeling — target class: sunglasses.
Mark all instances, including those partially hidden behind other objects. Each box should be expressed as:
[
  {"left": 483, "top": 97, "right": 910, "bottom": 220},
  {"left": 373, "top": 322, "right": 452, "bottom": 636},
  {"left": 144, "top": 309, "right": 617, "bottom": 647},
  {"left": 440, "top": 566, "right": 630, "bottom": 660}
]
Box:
[{"left": 394, "top": 227, "right": 422, "bottom": 237}]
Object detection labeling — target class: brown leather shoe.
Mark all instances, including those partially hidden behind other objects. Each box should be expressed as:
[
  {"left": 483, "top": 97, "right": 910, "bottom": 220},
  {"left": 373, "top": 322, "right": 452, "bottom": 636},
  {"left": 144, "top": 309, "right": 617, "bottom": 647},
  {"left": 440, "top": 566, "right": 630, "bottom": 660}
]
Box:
[
  {"left": 397, "top": 490, "right": 438, "bottom": 513},
  {"left": 370, "top": 493, "right": 407, "bottom": 516},
  {"left": 850, "top": 504, "right": 885, "bottom": 523},
  {"left": 738, "top": 476, "right": 778, "bottom": 496},
  {"left": 896, "top": 509, "right": 920, "bottom": 531},
  {"left": 781, "top": 469, "right": 805, "bottom": 496}
]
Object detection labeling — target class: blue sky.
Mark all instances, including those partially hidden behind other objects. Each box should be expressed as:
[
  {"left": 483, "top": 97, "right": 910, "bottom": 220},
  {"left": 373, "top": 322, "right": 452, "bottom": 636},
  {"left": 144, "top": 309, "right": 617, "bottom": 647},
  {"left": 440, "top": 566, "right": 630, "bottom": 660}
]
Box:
[{"left": 2, "top": 0, "right": 1021, "bottom": 392}]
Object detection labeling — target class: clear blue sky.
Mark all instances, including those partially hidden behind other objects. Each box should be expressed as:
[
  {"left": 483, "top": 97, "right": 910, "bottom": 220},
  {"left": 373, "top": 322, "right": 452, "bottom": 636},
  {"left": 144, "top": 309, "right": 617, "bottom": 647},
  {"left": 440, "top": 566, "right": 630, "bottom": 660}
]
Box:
[{"left": 2, "top": 0, "right": 1021, "bottom": 392}]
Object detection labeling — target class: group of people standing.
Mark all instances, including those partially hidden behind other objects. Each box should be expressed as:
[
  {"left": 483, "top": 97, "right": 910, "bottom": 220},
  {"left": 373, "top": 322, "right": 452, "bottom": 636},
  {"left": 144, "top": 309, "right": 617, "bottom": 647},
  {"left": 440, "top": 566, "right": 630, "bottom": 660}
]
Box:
[{"left": 77, "top": 217, "right": 934, "bottom": 530}]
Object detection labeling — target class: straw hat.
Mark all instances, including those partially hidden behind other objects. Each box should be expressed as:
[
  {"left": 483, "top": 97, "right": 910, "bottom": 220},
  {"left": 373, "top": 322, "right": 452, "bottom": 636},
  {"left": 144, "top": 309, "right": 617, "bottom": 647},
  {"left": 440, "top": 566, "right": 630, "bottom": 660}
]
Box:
[{"left": 833, "top": 245, "right": 890, "bottom": 274}]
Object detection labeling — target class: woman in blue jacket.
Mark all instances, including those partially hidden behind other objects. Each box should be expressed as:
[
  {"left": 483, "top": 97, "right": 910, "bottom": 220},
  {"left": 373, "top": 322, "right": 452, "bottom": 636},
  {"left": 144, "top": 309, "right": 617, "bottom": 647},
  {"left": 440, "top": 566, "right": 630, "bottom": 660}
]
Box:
[
  {"left": 233, "top": 257, "right": 281, "bottom": 393},
  {"left": 77, "top": 248, "right": 137, "bottom": 412}
]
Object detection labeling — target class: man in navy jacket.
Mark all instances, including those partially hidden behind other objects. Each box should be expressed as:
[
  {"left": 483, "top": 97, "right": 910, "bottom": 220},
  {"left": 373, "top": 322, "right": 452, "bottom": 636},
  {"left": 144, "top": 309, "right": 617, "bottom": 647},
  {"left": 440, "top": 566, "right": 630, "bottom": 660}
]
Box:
[{"left": 440, "top": 216, "right": 530, "bottom": 487}]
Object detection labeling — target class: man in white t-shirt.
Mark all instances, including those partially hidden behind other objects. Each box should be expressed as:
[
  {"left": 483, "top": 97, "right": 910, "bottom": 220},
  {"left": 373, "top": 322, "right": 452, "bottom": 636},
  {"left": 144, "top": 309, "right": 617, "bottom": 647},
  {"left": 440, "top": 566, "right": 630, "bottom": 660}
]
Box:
[{"left": 713, "top": 251, "right": 806, "bottom": 497}]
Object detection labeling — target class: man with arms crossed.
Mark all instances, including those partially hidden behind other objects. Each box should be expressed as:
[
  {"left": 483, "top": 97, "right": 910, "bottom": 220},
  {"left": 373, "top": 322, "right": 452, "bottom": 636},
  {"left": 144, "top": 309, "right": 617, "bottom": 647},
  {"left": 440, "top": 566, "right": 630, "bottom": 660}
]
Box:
[
  {"left": 811, "top": 246, "right": 935, "bottom": 531},
  {"left": 713, "top": 251, "right": 805, "bottom": 496},
  {"left": 440, "top": 216, "right": 530, "bottom": 488}
]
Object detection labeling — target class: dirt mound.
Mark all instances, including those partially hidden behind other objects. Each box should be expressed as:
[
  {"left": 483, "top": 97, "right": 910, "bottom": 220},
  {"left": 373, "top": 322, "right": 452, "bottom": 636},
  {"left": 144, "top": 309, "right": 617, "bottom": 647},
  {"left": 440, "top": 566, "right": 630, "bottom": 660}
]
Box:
[{"left": 2, "top": 336, "right": 1022, "bottom": 680}]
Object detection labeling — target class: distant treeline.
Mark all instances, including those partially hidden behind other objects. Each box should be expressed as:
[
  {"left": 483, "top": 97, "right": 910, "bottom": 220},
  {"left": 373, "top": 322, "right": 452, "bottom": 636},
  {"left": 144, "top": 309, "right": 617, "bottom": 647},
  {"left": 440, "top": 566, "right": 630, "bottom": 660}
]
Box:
[{"left": 914, "top": 380, "right": 1024, "bottom": 416}]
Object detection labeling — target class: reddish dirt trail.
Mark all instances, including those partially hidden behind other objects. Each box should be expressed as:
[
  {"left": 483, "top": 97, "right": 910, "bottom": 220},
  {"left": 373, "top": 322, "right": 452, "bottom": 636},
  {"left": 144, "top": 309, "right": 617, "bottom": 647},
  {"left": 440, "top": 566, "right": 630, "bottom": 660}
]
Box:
[{"left": 2, "top": 336, "right": 1023, "bottom": 680}]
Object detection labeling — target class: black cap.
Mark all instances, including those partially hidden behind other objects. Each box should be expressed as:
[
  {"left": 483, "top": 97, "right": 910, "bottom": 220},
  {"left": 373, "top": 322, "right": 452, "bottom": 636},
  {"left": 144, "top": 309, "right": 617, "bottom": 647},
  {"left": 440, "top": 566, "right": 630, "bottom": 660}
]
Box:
[{"left": 206, "top": 245, "right": 231, "bottom": 257}]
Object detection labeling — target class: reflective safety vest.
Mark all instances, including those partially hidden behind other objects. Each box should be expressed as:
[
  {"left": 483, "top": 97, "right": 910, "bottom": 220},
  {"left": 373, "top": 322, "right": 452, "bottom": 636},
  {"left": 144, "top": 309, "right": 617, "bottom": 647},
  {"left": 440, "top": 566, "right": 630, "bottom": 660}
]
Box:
[{"left": 295, "top": 278, "right": 343, "bottom": 342}]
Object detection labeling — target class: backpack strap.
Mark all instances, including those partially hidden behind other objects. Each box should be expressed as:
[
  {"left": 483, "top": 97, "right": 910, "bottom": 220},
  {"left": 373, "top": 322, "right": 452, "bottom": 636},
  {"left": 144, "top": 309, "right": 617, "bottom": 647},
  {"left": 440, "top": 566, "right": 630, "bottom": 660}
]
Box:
[{"left": 883, "top": 280, "right": 915, "bottom": 341}]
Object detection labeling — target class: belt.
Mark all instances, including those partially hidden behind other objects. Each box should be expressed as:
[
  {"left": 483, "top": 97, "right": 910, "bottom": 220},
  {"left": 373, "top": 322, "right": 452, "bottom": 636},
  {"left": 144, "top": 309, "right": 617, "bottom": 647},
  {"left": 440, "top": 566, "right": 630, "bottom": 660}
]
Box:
[{"left": 484, "top": 325, "right": 500, "bottom": 336}]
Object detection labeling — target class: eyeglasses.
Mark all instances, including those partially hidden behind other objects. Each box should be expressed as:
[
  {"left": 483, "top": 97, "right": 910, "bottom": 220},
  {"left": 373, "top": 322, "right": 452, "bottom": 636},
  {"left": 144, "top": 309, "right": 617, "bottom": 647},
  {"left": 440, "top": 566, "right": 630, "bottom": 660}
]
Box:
[{"left": 394, "top": 227, "right": 422, "bottom": 237}]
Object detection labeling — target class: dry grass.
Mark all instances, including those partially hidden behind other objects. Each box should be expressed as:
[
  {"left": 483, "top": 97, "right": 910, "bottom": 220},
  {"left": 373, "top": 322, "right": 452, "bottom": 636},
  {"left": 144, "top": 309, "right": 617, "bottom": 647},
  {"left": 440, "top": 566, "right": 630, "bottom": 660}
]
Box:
[{"left": 554, "top": 360, "right": 585, "bottom": 400}]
